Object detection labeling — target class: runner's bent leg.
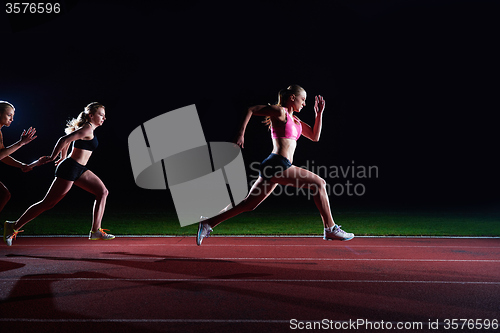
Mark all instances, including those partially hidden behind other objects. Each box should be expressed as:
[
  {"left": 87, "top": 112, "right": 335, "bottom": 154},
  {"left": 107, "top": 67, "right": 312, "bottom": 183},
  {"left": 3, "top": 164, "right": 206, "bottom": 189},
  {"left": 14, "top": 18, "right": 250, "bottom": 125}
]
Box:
[
  {"left": 272, "top": 166, "right": 335, "bottom": 228},
  {"left": 74, "top": 170, "right": 108, "bottom": 233}
]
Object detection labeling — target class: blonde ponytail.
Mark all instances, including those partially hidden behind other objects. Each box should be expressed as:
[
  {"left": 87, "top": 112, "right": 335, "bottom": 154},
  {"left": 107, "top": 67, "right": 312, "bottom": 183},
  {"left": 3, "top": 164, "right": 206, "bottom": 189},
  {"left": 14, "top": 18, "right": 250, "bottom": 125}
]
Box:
[{"left": 65, "top": 102, "right": 104, "bottom": 134}]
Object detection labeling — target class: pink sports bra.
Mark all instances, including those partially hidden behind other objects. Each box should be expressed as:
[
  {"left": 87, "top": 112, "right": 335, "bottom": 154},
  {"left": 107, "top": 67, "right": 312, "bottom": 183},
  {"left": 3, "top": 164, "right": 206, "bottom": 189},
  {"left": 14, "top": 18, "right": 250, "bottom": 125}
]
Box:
[{"left": 271, "top": 109, "right": 302, "bottom": 141}]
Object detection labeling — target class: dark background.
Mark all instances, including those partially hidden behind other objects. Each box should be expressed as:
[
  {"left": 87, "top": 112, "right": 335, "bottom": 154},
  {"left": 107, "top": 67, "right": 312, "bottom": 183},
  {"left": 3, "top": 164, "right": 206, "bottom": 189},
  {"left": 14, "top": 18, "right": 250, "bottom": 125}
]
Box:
[{"left": 1, "top": 0, "right": 498, "bottom": 219}]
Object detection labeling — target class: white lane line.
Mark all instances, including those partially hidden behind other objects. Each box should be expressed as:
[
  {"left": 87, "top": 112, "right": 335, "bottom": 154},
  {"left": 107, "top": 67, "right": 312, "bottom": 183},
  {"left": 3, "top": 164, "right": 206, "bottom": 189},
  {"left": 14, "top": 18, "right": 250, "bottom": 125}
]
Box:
[
  {"left": 0, "top": 318, "right": 288, "bottom": 323},
  {"left": 2, "top": 257, "right": 500, "bottom": 262},
  {"left": 0, "top": 318, "right": 487, "bottom": 329},
  {"left": 20, "top": 235, "right": 500, "bottom": 239},
  {"left": 5, "top": 244, "right": 500, "bottom": 249},
  {"left": 0, "top": 277, "right": 498, "bottom": 284}
]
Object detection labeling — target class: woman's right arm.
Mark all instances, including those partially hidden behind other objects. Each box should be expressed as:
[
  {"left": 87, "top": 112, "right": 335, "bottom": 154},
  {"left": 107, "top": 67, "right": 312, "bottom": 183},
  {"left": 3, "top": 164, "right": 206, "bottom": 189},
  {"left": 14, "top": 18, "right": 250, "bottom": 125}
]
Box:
[
  {"left": 235, "top": 105, "right": 282, "bottom": 148},
  {"left": 53, "top": 142, "right": 71, "bottom": 166},
  {"left": 47, "top": 127, "right": 89, "bottom": 163}
]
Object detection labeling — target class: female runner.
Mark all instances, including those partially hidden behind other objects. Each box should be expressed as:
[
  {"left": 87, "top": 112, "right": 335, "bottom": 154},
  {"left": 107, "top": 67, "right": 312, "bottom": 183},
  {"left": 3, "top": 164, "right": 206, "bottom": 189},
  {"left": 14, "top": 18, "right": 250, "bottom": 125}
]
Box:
[
  {"left": 197, "top": 85, "right": 354, "bottom": 245},
  {"left": 3, "top": 102, "right": 114, "bottom": 246},
  {"left": 0, "top": 101, "right": 38, "bottom": 215}
]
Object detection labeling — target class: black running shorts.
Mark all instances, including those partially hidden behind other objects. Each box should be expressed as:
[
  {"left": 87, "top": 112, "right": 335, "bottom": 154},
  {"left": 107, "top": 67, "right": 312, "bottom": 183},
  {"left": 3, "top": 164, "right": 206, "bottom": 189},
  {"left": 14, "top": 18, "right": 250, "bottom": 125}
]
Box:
[
  {"left": 259, "top": 153, "right": 292, "bottom": 180},
  {"left": 55, "top": 157, "right": 88, "bottom": 181}
]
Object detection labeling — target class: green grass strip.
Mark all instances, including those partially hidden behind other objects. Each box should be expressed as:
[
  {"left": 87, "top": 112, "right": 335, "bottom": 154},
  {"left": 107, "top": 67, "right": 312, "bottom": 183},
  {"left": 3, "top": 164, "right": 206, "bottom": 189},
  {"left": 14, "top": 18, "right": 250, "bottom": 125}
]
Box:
[{"left": 4, "top": 206, "right": 499, "bottom": 237}]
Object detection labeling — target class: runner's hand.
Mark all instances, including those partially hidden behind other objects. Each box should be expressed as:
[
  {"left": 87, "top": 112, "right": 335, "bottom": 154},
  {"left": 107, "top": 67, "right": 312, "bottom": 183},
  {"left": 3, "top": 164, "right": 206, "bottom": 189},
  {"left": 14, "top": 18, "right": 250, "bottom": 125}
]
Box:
[
  {"left": 20, "top": 127, "right": 37, "bottom": 145},
  {"left": 314, "top": 95, "right": 325, "bottom": 116},
  {"left": 235, "top": 134, "right": 244, "bottom": 148}
]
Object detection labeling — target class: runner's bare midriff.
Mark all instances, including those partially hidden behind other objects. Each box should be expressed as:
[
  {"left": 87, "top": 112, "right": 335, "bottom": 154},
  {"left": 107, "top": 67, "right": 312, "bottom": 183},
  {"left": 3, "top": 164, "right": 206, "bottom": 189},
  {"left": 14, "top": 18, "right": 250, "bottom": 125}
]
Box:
[
  {"left": 271, "top": 138, "right": 296, "bottom": 164},
  {"left": 70, "top": 147, "right": 92, "bottom": 165}
]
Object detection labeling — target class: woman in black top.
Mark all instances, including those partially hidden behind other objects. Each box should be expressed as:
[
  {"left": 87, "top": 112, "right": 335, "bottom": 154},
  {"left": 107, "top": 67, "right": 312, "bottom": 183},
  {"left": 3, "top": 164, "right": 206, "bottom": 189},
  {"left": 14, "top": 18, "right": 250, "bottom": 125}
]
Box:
[{"left": 3, "top": 102, "right": 114, "bottom": 246}]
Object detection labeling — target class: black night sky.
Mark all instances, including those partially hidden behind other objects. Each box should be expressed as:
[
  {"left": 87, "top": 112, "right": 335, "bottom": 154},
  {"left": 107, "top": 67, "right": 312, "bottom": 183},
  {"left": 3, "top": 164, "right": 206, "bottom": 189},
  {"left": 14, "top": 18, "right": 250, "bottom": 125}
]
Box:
[{"left": 1, "top": 0, "right": 498, "bottom": 218}]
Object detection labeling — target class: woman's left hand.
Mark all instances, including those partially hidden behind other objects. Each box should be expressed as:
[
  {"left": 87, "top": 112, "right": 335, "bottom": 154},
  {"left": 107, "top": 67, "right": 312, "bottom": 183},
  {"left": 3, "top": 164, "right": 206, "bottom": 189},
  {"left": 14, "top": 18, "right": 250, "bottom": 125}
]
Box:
[
  {"left": 19, "top": 127, "right": 37, "bottom": 146},
  {"left": 234, "top": 133, "right": 245, "bottom": 149},
  {"left": 22, "top": 156, "right": 50, "bottom": 172},
  {"left": 38, "top": 156, "right": 52, "bottom": 166},
  {"left": 54, "top": 157, "right": 64, "bottom": 166},
  {"left": 21, "top": 164, "right": 33, "bottom": 172},
  {"left": 314, "top": 95, "right": 325, "bottom": 116}
]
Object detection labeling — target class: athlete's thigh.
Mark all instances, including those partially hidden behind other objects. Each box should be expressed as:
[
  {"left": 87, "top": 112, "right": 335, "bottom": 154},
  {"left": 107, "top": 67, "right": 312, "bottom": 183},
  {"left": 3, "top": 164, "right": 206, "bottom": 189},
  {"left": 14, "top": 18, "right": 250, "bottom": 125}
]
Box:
[
  {"left": 42, "top": 178, "right": 75, "bottom": 203},
  {"left": 74, "top": 170, "right": 107, "bottom": 196},
  {"left": 0, "top": 181, "right": 9, "bottom": 196},
  {"left": 246, "top": 176, "right": 279, "bottom": 201},
  {"left": 272, "top": 166, "right": 324, "bottom": 188},
  {"left": 0, "top": 181, "right": 10, "bottom": 205}
]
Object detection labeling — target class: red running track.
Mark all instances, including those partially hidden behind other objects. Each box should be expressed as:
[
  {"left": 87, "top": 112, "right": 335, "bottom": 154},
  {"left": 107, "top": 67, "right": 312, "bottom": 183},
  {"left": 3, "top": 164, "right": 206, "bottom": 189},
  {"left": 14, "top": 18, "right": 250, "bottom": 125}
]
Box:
[{"left": 1, "top": 236, "right": 499, "bottom": 332}]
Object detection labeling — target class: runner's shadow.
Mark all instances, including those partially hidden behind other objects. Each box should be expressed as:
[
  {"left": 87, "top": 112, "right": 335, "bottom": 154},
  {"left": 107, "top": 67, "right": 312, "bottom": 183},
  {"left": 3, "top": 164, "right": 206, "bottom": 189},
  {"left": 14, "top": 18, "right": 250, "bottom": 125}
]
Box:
[
  {"left": 5, "top": 252, "right": 273, "bottom": 280},
  {"left": 2, "top": 251, "right": 436, "bottom": 323},
  {"left": 0, "top": 271, "right": 167, "bottom": 333},
  {"left": 0, "top": 259, "right": 25, "bottom": 273}
]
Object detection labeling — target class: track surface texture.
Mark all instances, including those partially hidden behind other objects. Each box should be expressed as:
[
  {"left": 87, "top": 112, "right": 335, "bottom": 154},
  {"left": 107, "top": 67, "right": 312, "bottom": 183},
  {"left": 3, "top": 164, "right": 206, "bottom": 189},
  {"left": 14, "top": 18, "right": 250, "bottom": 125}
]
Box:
[{"left": 1, "top": 236, "right": 499, "bottom": 332}]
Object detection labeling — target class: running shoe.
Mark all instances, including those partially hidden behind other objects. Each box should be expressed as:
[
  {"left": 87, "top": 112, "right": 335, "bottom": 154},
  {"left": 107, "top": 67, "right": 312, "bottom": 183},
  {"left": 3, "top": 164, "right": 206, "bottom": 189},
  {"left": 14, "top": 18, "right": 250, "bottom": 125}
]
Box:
[
  {"left": 89, "top": 228, "right": 115, "bottom": 240},
  {"left": 324, "top": 225, "right": 354, "bottom": 241},
  {"left": 197, "top": 219, "right": 212, "bottom": 246},
  {"left": 3, "top": 221, "right": 23, "bottom": 246}
]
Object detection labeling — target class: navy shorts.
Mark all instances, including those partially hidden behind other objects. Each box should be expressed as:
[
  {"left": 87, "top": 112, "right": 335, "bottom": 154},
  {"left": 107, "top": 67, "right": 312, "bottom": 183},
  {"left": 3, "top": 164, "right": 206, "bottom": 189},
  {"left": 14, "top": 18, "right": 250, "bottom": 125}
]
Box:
[
  {"left": 55, "top": 157, "right": 88, "bottom": 181},
  {"left": 259, "top": 153, "right": 292, "bottom": 180}
]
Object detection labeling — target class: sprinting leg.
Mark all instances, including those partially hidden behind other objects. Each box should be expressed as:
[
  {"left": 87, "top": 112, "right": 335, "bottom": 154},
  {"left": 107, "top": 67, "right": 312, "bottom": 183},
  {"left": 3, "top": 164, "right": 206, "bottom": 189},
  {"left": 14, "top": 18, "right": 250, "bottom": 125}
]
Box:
[
  {"left": 74, "top": 170, "right": 109, "bottom": 233},
  {"left": 14, "top": 178, "right": 74, "bottom": 230},
  {"left": 273, "top": 166, "right": 334, "bottom": 228},
  {"left": 272, "top": 166, "right": 354, "bottom": 241},
  {"left": 0, "top": 181, "right": 11, "bottom": 214},
  {"left": 196, "top": 177, "right": 278, "bottom": 245},
  {"left": 5, "top": 178, "right": 73, "bottom": 245},
  {"left": 207, "top": 177, "right": 278, "bottom": 229}
]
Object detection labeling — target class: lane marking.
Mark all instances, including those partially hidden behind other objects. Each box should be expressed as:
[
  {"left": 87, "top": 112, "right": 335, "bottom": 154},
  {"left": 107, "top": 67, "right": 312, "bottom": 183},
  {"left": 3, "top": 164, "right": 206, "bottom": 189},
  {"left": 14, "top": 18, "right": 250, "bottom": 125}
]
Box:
[
  {"left": 19, "top": 235, "right": 500, "bottom": 239},
  {"left": 0, "top": 318, "right": 288, "bottom": 323},
  {"left": 5, "top": 243, "right": 500, "bottom": 249},
  {"left": 0, "top": 277, "right": 498, "bottom": 284},
  {"left": 0, "top": 318, "right": 490, "bottom": 329},
  {"left": 2, "top": 257, "right": 500, "bottom": 262}
]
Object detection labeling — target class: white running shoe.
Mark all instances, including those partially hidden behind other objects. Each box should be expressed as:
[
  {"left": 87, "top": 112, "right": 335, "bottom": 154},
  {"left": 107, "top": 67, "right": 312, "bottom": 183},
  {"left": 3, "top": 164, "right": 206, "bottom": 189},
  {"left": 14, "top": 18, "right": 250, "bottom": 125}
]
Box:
[
  {"left": 89, "top": 228, "right": 115, "bottom": 240},
  {"left": 324, "top": 225, "right": 354, "bottom": 241},
  {"left": 3, "top": 221, "right": 23, "bottom": 246},
  {"left": 197, "top": 219, "right": 212, "bottom": 246}
]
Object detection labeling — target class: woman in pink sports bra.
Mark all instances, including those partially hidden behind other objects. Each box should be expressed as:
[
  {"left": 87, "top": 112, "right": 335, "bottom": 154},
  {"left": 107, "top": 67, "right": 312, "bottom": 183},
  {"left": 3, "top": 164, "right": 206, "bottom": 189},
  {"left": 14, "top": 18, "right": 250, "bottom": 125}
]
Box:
[{"left": 197, "top": 85, "right": 354, "bottom": 245}]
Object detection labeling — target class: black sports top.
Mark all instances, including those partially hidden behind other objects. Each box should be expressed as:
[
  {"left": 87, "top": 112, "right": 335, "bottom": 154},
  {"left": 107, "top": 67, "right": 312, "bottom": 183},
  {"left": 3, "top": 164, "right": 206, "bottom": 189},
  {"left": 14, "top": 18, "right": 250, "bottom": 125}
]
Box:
[{"left": 73, "top": 136, "right": 98, "bottom": 151}]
